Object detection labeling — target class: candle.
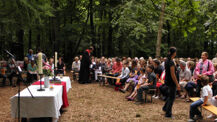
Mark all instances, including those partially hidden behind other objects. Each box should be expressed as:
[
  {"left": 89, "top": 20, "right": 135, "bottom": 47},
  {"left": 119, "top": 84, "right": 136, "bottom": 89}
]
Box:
[
  {"left": 55, "top": 52, "right": 58, "bottom": 67},
  {"left": 38, "top": 52, "right": 43, "bottom": 74}
]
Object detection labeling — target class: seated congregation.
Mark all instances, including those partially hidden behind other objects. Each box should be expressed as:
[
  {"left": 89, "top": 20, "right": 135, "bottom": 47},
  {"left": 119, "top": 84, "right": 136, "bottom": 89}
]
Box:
[
  {"left": 0, "top": 49, "right": 67, "bottom": 87},
  {"left": 72, "top": 52, "right": 217, "bottom": 121}
]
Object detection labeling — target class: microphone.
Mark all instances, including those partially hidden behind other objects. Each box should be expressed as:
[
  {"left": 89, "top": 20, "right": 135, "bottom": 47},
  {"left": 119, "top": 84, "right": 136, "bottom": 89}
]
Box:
[{"left": 4, "top": 50, "right": 15, "bottom": 58}]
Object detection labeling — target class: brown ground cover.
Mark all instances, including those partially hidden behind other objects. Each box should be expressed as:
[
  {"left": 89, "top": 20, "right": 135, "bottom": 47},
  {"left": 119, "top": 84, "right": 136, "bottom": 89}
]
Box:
[{"left": 0, "top": 74, "right": 214, "bottom": 122}]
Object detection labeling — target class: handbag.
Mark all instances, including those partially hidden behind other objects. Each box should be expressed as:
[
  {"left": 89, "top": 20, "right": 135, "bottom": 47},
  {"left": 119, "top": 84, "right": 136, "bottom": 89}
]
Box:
[{"left": 207, "top": 61, "right": 215, "bottom": 82}]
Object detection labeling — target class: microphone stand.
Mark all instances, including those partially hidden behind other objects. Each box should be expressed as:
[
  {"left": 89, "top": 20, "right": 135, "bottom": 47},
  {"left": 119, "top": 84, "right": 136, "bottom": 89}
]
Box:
[{"left": 5, "top": 50, "right": 34, "bottom": 122}]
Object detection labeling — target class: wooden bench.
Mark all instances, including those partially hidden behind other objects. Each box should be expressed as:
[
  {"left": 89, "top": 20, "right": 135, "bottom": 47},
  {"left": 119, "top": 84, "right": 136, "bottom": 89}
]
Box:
[
  {"left": 98, "top": 75, "right": 120, "bottom": 86},
  {"left": 190, "top": 97, "right": 217, "bottom": 116}
]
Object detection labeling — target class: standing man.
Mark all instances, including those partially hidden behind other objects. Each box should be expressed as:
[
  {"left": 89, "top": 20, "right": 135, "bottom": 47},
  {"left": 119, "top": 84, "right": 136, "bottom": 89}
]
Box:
[
  {"left": 79, "top": 46, "right": 94, "bottom": 84},
  {"left": 27, "top": 49, "right": 34, "bottom": 61},
  {"left": 162, "top": 47, "right": 181, "bottom": 118}
]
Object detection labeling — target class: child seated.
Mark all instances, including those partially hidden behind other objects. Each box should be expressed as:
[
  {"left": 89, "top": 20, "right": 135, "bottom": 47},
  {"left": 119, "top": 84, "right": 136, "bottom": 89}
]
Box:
[
  {"left": 188, "top": 75, "right": 213, "bottom": 122},
  {"left": 119, "top": 60, "right": 139, "bottom": 93},
  {"left": 117, "top": 62, "right": 130, "bottom": 85},
  {"left": 206, "top": 95, "right": 217, "bottom": 120},
  {"left": 126, "top": 68, "right": 146, "bottom": 101},
  {"left": 154, "top": 70, "right": 165, "bottom": 99},
  {"left": 93, "top": 59, "right": 102, "bottom": 81},
  {"left": 135, "top": 65, "right": 156, "bottom": 104},
  {"left": 211, "top": 63, "right": 217, "bottom": 95}
]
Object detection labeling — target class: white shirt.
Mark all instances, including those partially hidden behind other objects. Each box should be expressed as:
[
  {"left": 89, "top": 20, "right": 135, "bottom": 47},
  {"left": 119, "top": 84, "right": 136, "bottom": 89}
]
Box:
[
  {"left": 201, "top": 84, "right": 213, "bottom": 105},
  {"left": 119, "top": 67, "right": 130, "bottom": 79},
  {"left": 90, "top": 62, "right": 96, "bottom": 68},
  {"left": 179, "top": 68, "right": 191, "bottom": 81},
  {"left": 72, "top": 61, "right": 80, "bottom": 70},
  {"left": 161, "top": 62, "right": 165, "bottom": 69}
]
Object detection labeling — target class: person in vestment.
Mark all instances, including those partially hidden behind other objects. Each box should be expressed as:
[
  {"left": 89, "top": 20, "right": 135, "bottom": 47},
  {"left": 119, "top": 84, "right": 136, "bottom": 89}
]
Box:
[{"left": 78, "top": 46, "right": 94, "bottom": 84}]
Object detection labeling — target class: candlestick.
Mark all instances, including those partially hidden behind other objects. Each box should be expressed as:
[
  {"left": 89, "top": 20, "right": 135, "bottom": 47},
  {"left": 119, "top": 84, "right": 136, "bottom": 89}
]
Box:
[
  {"left": 51, "top": 51, "right": 60, "bottom": 82},
  {"left": 38, "top": 52, "right": 43, "bottom": 74},
  {"left": 55, "top": 52, "right": 58, "bottom": 67}
]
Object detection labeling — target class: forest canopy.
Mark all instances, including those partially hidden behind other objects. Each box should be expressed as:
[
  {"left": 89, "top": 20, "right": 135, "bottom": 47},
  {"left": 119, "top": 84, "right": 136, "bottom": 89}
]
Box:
[{"left": 0, "top": 0, "right": 216, "bottom": 63}]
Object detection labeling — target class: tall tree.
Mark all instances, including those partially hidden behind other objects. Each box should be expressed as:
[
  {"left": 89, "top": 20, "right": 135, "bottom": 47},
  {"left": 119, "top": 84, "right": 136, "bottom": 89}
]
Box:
[{"left": 155, "top": 0, "right": 165, "bottom": 58}]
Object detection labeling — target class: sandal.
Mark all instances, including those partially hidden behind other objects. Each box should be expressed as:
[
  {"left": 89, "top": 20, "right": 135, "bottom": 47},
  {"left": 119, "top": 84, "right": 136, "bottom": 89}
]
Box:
[
  {"left": 126, "top": 97, "right": 132, "bottom": 100},
  {"left": 181, "top": 95, "right": 186, "bottom": 99},
  {"left": 186, "top": 99, "right": 191, "bottom": 102}
]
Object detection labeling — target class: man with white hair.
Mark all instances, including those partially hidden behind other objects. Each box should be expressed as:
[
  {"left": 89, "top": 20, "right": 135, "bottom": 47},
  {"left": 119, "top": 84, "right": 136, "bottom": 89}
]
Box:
[
  {"left": 179, "top": 60, "right": 192, "bottom": 98},
  {"left": 72, "top": 57, "right": 80, "bottom": 72},
  {"left": 139, "top": 57, "right": 144, "bottom": 60},
  {"left": 212, "top": 53, "right": 217, "bottom": 64}
]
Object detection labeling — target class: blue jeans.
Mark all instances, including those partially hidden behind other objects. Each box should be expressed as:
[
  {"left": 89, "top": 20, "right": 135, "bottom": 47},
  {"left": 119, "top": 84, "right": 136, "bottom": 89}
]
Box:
[
  {"left": 190, "top": 99, "right": 203, "bottom": 119},
  {"left": 185, "top": 81, "right": 197, "bottom": 97}
]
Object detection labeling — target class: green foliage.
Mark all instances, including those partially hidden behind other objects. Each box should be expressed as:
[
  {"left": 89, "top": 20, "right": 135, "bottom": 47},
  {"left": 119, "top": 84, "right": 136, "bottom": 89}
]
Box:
[{"left": 0, "top": 0, "right": 217, "bottom": 66}]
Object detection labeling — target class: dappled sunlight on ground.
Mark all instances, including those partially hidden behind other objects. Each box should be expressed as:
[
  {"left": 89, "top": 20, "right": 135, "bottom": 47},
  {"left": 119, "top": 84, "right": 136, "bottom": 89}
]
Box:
[{"left": 0, "top": 74, "right": 215, "bottom": 122}]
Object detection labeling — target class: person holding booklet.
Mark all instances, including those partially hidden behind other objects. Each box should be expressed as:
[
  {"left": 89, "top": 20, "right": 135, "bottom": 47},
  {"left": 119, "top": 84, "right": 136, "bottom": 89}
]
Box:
[{"left": 27, "top": 59, "right": 38, "bottom": 83}]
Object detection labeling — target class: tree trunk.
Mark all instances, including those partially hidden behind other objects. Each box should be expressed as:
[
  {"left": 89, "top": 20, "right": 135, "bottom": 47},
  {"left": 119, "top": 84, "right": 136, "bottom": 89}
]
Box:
[
  {"left": 89, "top": 0, "right": 96, "bottom": 56},
  {"left": 118, "top": 38, "right": 122, "bottom": 56},
  {"left": 129, "top": 50, "right": 132, "bottom": 57},
  {"left": 49, "top": 17, "right": 53, "bottom": 52},
  {"left": 204, "top": 41, "right": 208, "bottom": 52},
  {"left": 102, "top": 28, "right": 106, "bottom": 56},
  {"left": 210, "top": 39, "right": 214, "bottom": 57},
  {"left": 16, "top": 29, "right": 24, "bottom": 60},
  {"left": 108, "top": 11, "right": 113, "bottom": 57},
  {"left": 37, "top": 33, "right": 41, "bottom": 51},
  {"left": 0, "top": 24, "right": 3, "bottom": 53},
  {"left": 52, "top": 17, "right": 56, "bottom": 52},
  {"left": 28, "top": 29, "right": 32, "bottom": 49},
  {"left": 71, "top": 3, "right": 90, "bottom": 58},
  {"left": 97, "top": 26, "right": 101, "bottom": 57},
  {"left": 166, "top": 20, "right": 170, "bottom": 48},
  {"left": 155, "top": 0, "right": 165, "bottom": 58}
]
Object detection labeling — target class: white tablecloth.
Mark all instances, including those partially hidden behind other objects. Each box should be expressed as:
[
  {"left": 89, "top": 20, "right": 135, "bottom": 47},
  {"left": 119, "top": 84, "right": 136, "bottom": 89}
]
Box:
[
  {"left": 41, "top": 76, "right": 71, "bottom": 92},
  {"left": 11, "top": 85, "right": 63, "bottom": 119}
]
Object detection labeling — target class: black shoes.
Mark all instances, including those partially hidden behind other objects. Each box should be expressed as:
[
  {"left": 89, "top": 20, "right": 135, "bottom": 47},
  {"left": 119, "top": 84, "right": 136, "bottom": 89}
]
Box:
[
  {"left": 165, "top": 114, "right": 173, "bottom": 118},
  {"left": 119, "top": 88, "right": 126, "bottom": 93},
  {"left": 134, "top": 100, "right": 144, "bottom": 105}
]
